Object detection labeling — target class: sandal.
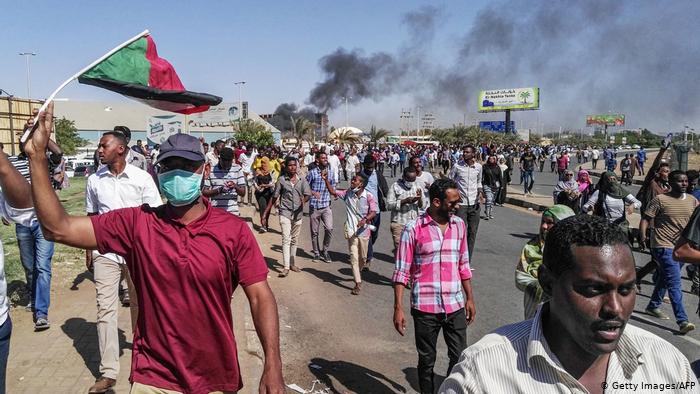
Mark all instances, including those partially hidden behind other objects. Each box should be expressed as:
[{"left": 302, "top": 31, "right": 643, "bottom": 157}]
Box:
[
  {"left": 290, "top": 266, "right": 301, "bottom": 272},
  {"left": 351, "top": 286, "right": 361, "bottom": 295},
  {"left": 278, "top": 269, "right": 289, "bottom": 277}
]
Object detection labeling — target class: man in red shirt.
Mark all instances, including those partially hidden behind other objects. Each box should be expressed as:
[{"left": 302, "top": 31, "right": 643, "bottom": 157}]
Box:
[{"left": 23, "top": 103, "right": 284, "bottom": 394}]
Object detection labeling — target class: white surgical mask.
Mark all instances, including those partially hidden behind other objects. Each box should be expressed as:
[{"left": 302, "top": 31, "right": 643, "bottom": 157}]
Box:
[{"left": 403, "top": 181, "right": 415, "bottom": 188}]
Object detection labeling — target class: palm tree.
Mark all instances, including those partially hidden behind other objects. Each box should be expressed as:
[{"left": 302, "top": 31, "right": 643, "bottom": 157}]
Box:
[
  {"left": 430, "top": 129, "right": 453, "bottom": 145},
  {"left": 326, "top": 128, "right": 361, "bottom": 147},
  {"left": 368, "top": 126, "right": 390, "bottom": 145},
  {"left": 290, "top": 116, "right": 315, "bottom": 148},
  {"left": 519, "top": 90, "right": 531, "bottom": 104}
]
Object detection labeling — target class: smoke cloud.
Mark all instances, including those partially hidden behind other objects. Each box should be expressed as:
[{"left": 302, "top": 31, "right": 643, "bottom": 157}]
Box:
[{"left": 305, "top": 1, "right": 700, "bottom": 131}]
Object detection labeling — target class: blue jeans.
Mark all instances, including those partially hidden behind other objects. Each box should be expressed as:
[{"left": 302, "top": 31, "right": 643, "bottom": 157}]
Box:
[
  {"left": 647, "top": 248, "right": 688, "bottom": 324},
  {"left": 0, "top": 317, "right": 11, "bottom": 394},
  {"left": 16, "top": 222, "right": 55, "bottom": 319},
  {"left": 367, "top": 214, "right": 381, "bottom": 262},
  {"left": 522, "top": 170, "right": 534, "bottom": 194}
]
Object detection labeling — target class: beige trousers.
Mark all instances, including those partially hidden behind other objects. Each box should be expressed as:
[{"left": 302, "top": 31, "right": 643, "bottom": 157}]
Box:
[
  {"left": 347, "top": 236, "right": 369, "bottom": 283},
  {"left": 390, "top": 222, "right": 405, "bottom": 249},
  {"left": 279, "top": 216, "right": 302, "bottom": 269},
  {"left": 130, "top": 382, "right": 236, "bottom": 394},
  {"left": 94, "top": 256, "right": 127, "bottom": 379}
]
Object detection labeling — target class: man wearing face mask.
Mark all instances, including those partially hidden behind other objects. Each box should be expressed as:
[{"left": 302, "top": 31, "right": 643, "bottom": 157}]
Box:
[
  {"left": 202, "top": 147, "right": 247, "bottom": 216},
  {"left": 392, "top": 179, "right": 475, "bottom": 394},
  {"left": 387, "top": 167, "right": 423, "bottom": 250},
  {"left": 84, "top": 131, "right": 162, "bottom": 393},
  {"left": 449, "top": 145, "right": 483, "bottom": 261},
  {"left": 361, "top": 155, "right": 389, "bottom": 271},
  {"left": 22, "top": 104, "right": 285, "bottom": 394}
]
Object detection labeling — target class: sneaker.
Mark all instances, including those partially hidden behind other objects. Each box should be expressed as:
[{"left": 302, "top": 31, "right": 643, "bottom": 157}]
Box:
[
  {"left": 662, "top": 296, "right": 671, "bottom": 304},
  {"left": 321, "top": 251, "right": 332, "bottom": 263},
  {"left": 645, "top": 308, "right": 670, "bottom": 320},
  {"left": 488, "top": 215, "right": 494, "bottom": 219},
  {"left": 312, "top": 254, "right": 321, "bottom": 262},
  {"left": 483, "top": 216, "right": 489, "bottom": 221},
  {"left": 679, "top": 321, "right": 695, "bottom": 335},
  {"left": 34, "top": 317, "right": 50, "bottom": 331}
]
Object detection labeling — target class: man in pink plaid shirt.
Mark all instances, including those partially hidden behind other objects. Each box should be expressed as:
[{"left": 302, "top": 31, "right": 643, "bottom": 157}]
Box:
[{"left": 392, "top": 178, "right": 476, "bottom": 394}]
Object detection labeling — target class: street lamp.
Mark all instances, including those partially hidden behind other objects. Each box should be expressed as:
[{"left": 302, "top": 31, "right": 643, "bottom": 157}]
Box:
[
  {"left": 19, "top": 52, "right": 37, "bottom": 98},
  {"left": 342, "top": 96, "right": 352, "bottom": 127},
  {"left": 234, "top": 81, "right": 245, "bottom": 122}
]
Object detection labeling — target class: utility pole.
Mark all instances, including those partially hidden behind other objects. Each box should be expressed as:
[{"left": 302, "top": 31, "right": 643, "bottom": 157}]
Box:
[
  {"left": 19, "top": 52, "right": 36, "bottom": 98},
  {"left": 234, "top": 81, "right": 245, "bottom": 126},
  {"left": 416, "top": 106, "right": 421, "bottom": 137}
]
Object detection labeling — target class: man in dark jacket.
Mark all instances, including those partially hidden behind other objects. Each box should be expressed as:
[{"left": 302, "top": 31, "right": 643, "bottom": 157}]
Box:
[{"left": 361, "top": 155, "right": 389, "bottom": 271}]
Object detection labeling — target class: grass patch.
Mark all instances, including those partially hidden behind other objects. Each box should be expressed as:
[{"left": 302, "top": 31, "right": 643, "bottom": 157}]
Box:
[{"left": 3, "top": 177, "right": 87, "bottom": 287}]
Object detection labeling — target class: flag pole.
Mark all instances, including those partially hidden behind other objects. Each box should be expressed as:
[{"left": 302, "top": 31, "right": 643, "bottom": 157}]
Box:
[{"left": 21, "top": 29, "right": 150, "bottom": 143}]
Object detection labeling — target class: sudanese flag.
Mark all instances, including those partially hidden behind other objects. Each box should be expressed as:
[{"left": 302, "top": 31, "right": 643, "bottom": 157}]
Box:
[{"left": 77, "top": 34, "right": 221, "bottom": 114}]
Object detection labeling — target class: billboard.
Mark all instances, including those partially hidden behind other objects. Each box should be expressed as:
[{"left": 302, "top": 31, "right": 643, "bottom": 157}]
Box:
[
  {"left": 478, "top": 87, "right": 539, "bottom": 112},
  {"left": 147, "top": 115, "right": 183, "bottom": 145},
  {"left": 586, "top": 114, "right": 625, "bottom": 127},
  {"left": 188, "top": 103, "right": 242, "bottom": 127},
  {"left": 479, "top": 121, "right": 516, "bottom": 132}
]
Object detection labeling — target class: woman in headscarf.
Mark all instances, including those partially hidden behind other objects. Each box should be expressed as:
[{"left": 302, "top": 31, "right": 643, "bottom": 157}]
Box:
[
  {"left": 582, "top": 171, "right": 641, "bottom": 238},
  {"left": 552, "top": 169, "right": 580, "bottom": 212},
  {"left": 496, "top": 157, "right": 510, "bottom": 206},
  {"left": 515, "top": 205, "right": 575, "bottom": 319},
  {"left": 482, "top": 155, "right": 503, "bottom": 220},
  {"left": 576, "top": 169, "right": 593, "bottom": 209},
  {"left": 254, "top": 155, "right": 276, "bottom": 232}
]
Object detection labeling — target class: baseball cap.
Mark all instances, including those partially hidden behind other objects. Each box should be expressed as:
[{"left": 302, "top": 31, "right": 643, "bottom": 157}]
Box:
[{"left": 155, "top": 134, "right": 206, "bottom": 164}]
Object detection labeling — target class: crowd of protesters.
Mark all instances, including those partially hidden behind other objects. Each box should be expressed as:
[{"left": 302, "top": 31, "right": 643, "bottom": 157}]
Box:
[{"left": 0, "top": 105, "right": 698, "bottom": 394}]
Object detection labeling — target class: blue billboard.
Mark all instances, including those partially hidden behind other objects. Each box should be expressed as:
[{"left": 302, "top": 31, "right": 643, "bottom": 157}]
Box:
[{"left": 479, "top": 121, "right": 516, "bottom": 133}]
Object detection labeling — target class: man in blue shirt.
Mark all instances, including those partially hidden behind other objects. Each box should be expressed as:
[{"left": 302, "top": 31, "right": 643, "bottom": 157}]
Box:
[
  {"left": 306, "top": 152, "right": 336, "bottom": 262},
  {"left": 636, "top": 147, "right": 647, "bottom": 175}
]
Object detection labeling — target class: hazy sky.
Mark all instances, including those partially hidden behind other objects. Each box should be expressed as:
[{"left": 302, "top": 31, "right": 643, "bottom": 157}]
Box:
[{"left": 3, "top": 1, "right": 699, "bottom": 135}]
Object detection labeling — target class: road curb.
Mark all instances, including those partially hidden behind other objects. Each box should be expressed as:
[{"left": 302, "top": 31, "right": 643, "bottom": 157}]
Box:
[{"left": 505, "top": 196, "right": 549, "bottom": 212}]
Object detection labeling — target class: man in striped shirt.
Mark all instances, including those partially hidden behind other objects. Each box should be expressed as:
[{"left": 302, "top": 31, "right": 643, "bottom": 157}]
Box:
[
  {"left": 392, "top": 178, "right": 475, "bottom": 394},
  {"left": 440, "top": 215, "right": 695, "bottom": 393},
  {"left": 202, "top": 147, "right": 246, "bottom": 216}
]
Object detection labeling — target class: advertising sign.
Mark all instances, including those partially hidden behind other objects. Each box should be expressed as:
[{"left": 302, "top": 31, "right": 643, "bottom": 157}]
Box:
[
  {"left": 147, "top": 115, "right": 183, "bottom": 145},
  {"left": 188, "top": 103, "right": 242, "bottom": 127},
  {"left": 479, "top": 121, "right": 516, "bottom": 132},
  {"left": 586, "top": 114, "right": 625, "bottom": 127},
  {"left": 478, "top": 87, "right": 539, "bottom": 112}
]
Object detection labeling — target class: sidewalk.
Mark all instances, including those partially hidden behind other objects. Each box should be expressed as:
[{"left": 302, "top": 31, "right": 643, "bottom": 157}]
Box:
[{"left": 6, "top": 207, "right": 265, "bottom": 394}]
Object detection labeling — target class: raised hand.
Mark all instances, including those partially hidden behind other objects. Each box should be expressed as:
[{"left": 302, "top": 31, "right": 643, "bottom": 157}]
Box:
[{"left": 23, "top": 101, "right": 54, "bottom": 158}]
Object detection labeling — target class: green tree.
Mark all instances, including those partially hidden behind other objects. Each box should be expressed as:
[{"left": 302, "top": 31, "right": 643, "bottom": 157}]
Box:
[
  {"left": 430, "top": 129, "right": 453, "bottom": 145},
  {"left": 368, "top": 125, "right": 390, "bottom": 144},
  {"left": 54, "top": 117, "right": 87, "bottom": 155},
  {"left": 519, "top": 90, "right": 531, "bottom": 104},
  {"left": 290, "top": 116, "right": 316, "bottom": 147},
  {"left": 327, "top": 128, "right": 361, "bottom": 147},
  {"left": 234, "top": 119, "right": 274, "bottom": 147}
]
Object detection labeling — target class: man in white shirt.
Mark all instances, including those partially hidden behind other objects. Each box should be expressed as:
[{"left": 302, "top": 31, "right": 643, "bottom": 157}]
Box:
[
  {"left": 327, "top": 149, "right": 341, "bottom": 184},
  {"left": 345, "top": 149, "right": 360, "bottom": 182},
  {"left": 86, "top": 131, "right": 163, "bottom": 394},
  {"left": 0, "top": 149, "right": 36, "bottom": 393},
  {"left": 113, "top": 126, "right": 148, "bottom": 172},
  {"left": 206, "top": 140, "right": 224, "bottom": 168},
  {"left": 448, "top": 146, "right": 483, "bottom": 260},
  {"left": 238, "top": 145, "right": 258, "bottom": 206},
  {"left": 410, "top": 156, "right": 434, "bottom": 214},
  {"left": 591, "top": 147, "right": 600, "bottom": 170},
  {"left": 387, "top": 167, "right": 422, "bottom": 249},
  {"left": 440, "top": 215, "right": 696, "bottom": 393}
]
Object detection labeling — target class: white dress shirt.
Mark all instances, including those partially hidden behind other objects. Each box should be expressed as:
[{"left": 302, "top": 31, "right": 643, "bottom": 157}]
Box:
[
  {"left": 86, "top": 164, "right": 163, "bottom": 263},
  {"left": 0, "top": 197, "right": 35, "bottom": 325},
  {"left": 440, "top": 306, "right": 697, "bottom": 394},
  {"left": 449, "top": 161, "right": 483, "bottom": 206}
]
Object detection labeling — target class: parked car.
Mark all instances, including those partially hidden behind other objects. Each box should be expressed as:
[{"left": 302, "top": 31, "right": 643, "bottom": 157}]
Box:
[
  {"left": 632, "top": 144, "right": 641, "bottom": 149},
  {"left": 72, "top": 165, "right": 93, "bottom": 177}
]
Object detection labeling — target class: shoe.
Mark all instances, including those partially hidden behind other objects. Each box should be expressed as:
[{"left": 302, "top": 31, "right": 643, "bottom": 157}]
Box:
[
  {"left": 34, "top": 317, "right": 50, "bottom": 331},
  {"left": 290, "top": 266, "right": 301, "bottom": 273},
  {"left": 312, "top": 254, "right": 321, "bottom": 262},
  {"left": 488, "top": 215, "right": 494, "bottom": 219},
  {"left": 663, "top": 296, "right": 671, "bottom": 304},
  {"left": 351, "top": 286, "right": 361, "bottom": 295},
  {"left": 278, "top": 269, "right": 289, "bottom": 278},
  {"left": 321, "top": 251, "right": 332, "bottom": 263},
  {"left": 679, "top": 321, "right": 696, "bottom": 335},
  {"left": 24, "top": 302, "right": 33, "bottom": 312},
  {"left": 121, "top": 292, "right": 130, "bottom": 307},
  {"left": 88, "top": 377, "right": 117, "bottom": 394},
  {"left": 483, "top": 216, "right": 489, "bottom": 221},
  {"left": 645, "top": 308, "right": 670, "bottom": 320},
  {"left": 362, "top": 261, "right": 371, "bottom": 272}
]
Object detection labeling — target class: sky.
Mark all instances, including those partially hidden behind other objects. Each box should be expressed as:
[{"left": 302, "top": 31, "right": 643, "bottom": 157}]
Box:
[{"left": 3, "top": 1, "right": 700, "bottom": 135}]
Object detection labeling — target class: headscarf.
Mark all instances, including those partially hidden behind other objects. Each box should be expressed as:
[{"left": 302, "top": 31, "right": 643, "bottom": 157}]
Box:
[
  {"left": 577, "top": 170, "right": 591, "bottom": 192},
  {"left": 597, "top": 171, "right": 628, "bottom": 199},
  {"left": 257, "top": 156, "right": 271, "bottom": 177},
  {"left": 515, "top": 204, "right": 574, "bottom": 319},
  {"left": 553, "top": 170, "right": 578, "bottom": 198}
]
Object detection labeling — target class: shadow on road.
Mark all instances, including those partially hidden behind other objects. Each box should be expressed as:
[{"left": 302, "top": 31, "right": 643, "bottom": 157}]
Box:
[
  {"left": 630, "top": 311, "right": 680, "bottom": 335},
  {"left": 338, "top": 268, "right": 392, "bottom": 287},
  {"left": 7, "top": 280, "right": 29, "bottom": 307},
  {"left": 70, "top": 270, "right": 94, "bottom": 291},
  {"left": 309, "top": 357, "right": 408, "bottom": 393},
  {"left": 61, "top": 317, "right": 131, "bottom": 378},
  {"left": 302, "top": 268, "right": 354, "bottom": 290},
  {"left": 401, "top": 367, "right": 447, "bottom": 393}
]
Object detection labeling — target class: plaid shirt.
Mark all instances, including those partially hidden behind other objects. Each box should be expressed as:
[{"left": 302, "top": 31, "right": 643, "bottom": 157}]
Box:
[
  {"left": 306, "top": 167, "right": 336, "bottom": 209},
  {"left": 392, "top": 213, "right": 472, "bottom": 314}
]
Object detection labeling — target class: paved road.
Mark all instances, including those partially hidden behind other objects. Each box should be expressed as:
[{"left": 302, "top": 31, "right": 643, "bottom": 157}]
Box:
[{"left": 257, "top": 171, "right": 699, "bottom": 393}]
